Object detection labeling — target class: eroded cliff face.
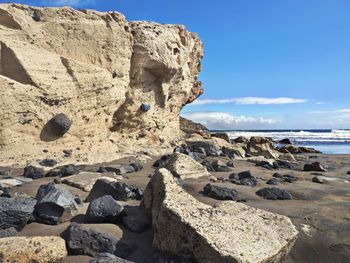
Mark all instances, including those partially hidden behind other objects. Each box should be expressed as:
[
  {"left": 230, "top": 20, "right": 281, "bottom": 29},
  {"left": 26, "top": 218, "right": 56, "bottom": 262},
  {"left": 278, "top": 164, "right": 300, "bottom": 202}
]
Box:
[{"left": 0, "top": 3, "right": 203, "bottom": 166}]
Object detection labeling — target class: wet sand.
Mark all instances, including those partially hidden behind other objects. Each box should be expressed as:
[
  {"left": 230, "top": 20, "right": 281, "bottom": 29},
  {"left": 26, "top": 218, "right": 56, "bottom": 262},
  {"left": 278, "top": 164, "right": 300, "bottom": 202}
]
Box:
[{"left": 3, "top": 153, "right": 350, "bottom": 263}]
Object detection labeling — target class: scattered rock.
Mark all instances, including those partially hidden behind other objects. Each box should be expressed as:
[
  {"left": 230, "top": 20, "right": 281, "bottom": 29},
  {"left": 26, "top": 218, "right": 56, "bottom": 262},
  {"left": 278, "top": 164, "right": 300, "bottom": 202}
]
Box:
[
  {"left": 347, "top": 171, "right": 350, "bottom": 175},
  {"left": 0, "top": 197, "right": 36, "bottom": 230},
  {"left": 226, "top": 160, "right": 235, "bottom": 167},
  {"left": 140, "top": 103, "right": 151, "bottom": 112},
  {"left": 304, "top": 162, "right": 327, "bottom": 172},
  {"left": 86, "top": 179, "right": 144, "bottom": 202},
  {"left": 256, "top": 188, "right": 293, "bottom": 200},
  {"left": 209, "top": 175, "right": 217, "bottom": 182},
  {"left": 282, "top": 174, "right": 297, "bottom": 183},
  {"left": 201, "top": 159, "right": 214, "bottom": 172},
  {"left": 130, "top": 162, "right": 143, "bottom": 172},
  {"left": 39, "top": 158, "right": 58, "bottom": 167},
  {"left": 32, "top": 9, "right": 42, "bottom": 21},
  {"left": 23, "top": 165, "right": 45, "bottom": 179},
  {"left": 34, "top": 182, "right": 79, "bottom": 224},
  {"left": 212, "top": 159, "right": 232, "bottom": 172},
  {"left": 122, "top": 215, "right": 150, "bottom": 233},
  {"left": 277, "top": 160, "right": 296, "bottom": 170},
  {"left": 63, "top": 149, "right": 73, "bottom": 155},
  {"left": 104, "top": 164, "right": 134, "bottom": 175},
  {"left": 49, "top": 113, "right": 71, "bottom": 135},
  {"left": 0, "top": 227, "right": 17, "bottom": 238},
  {"left": 312, "top": 176, "right": 324, "bottom": 184},
  {"left": 85, "top": 195, "right": 125, "bottom": 223},
  {"left": 0, "top": 236, "right": 67, "bottom": 263},
  {"left": 203, "top": 183, "right": 238, "bottom": 200},
  {"left": 256, "top": 160, "right": 278, "bottom": 170},
  {"left": 46, "top": 164, "right": 83, "bottom": 178},
  {"left": 188, "top": 141, "right": 222, "bottom": 156},
  {"left": 164, "top": 153, "right": 210, "bottom": 179},
  {"left": 62, "top": 172, "right": 119, "bottom": 192},
  {"left": 266, "top": 178, "right": 281, "bottom": 185},
  {"left": 63, "top": 223, "right": 136, "bottom": 258},
  {"left": 279, "top": 138, "right": 293, "bottom": 144},
  {"left": 0, "top": 177, "right": 32, "bottom": 188},
  {"left": 141, "top": 168, "right": 298, "bottom": 262}
]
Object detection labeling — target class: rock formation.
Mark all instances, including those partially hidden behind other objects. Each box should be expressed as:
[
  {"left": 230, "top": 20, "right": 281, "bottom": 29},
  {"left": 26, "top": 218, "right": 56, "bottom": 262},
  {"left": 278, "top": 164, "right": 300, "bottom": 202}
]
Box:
[
  {"left": 0, "top": 3, "right": 203, "bottom": 166},
  {"left": 142, "top": 168, "right": 299, "bottom": 263}
]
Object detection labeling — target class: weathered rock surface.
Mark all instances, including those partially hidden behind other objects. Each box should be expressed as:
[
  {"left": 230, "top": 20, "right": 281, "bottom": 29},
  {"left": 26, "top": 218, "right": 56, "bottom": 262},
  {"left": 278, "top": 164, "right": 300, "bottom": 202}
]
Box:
[
  {"left": 180, "top": 116, "right": 208, "bottom": 133},
  {"left": 0, "top": 236, "right": 67, "bottom": 263},
  {"left": 39, "top": 158, "right": 58, "bottom": 167},
  {"left": 211, "top": 159, "right": 232, "bottom": 172},
  {"left": 0, "top": 227, "right": 17, "bottom": 238},
  {"left": 0, "top": 177, "right": 32, "bottom": 188},
  {"left": 164, "top": 152, "right": 210, "bottom": 179},
  {"left": 34, "top": 182, "right": 79, "bottom": 224},
  {"left": 247, "top": 136, "right": 280, "bottom": 159},
  {"left": 63, "top": 223, "right": 136, "bottom": 258},
  {"left": 142, "top": 168, "right": 298, "bottom": 263},
  {"left": 0, "top": 197, "right": 36, "bottom": 230},
  {"left": 62, "top": 172, "right": 119, "bottom": 192},
  {"left": 86, "top": 179, "right": 143, "bottom": 202},
  {"left": 46, "top": 164, "right": 84, "bottom": 178},
  {"left": 187, "top": 141, "right": 222, "bottom": 156},
  {"left": 23, "top": 165, "right": 45, "bottom": 179},
  {"left": 0, "top": 3, "right": 203, "bottom": 167},
  {"left": 85, "top": 195, "right": 125, "bottom": 223}
]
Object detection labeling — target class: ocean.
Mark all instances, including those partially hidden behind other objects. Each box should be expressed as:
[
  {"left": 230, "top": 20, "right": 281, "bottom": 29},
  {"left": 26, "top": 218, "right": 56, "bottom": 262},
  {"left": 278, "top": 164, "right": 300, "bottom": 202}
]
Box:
[{"left": 210, "top": 129, "right": 350, "bottom": 154}]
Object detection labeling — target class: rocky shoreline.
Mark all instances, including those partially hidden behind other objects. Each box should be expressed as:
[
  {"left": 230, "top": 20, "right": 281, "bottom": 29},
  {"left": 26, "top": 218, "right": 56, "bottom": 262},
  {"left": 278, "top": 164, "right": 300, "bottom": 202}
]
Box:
[{"left": 1, "top": 132, "right": 350, "bottom": 262}]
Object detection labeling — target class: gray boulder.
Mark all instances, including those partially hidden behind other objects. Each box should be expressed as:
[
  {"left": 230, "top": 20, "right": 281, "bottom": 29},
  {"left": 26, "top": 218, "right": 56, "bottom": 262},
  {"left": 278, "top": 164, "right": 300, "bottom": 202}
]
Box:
[
  {"left": 49, "top": 113, "right": 71, "bottom": 135},
  {"left": 85, "top": 195, "right": 125, "bottom": 223},
  {"left": 304, "top": 162, "right": 327, "bottom": 172},
  {"left": 34, "top": 182, "right": 79, "bottom": 224},
  {"left": 203, "top": 184, "right": 238, "bottom": 201},
  {"left": 23, "top": 165, "right": 45, "bottom": 179},
  {"left": 0, "top": 227, "right": 17, "bottom": 238},
  {"left": 256, "top": 188, "right": 293, "bottom": 200},
  {"left": 86, "top": 179, "right": 144, "bottom": 202},
  {"left": 0, "top": 197, "right": 36, "bottom": 230},
  {"left": 63, "top": 223, "right": 136, "bottom": 258},
  {"left": 39, "top": 158, "right": 57, "bottom": 167},
  {"left": 188, "top": 141, "right": 222, "bottom": 156},
  {"left": 46, "top": 164, "right": 83, "bottom": 178}
]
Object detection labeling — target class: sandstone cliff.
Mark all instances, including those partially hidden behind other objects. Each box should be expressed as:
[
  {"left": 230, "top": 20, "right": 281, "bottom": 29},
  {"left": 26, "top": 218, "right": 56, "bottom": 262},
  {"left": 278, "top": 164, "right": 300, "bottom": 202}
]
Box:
[{"left": 0, "top": 3, "right": 203, "bottom": 167}]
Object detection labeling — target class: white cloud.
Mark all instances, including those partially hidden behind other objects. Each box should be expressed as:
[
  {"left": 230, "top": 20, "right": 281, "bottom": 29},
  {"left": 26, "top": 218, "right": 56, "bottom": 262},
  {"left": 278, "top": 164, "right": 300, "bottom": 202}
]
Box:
[
  {"left": 38, "top": 0, "right": 95, "bottom": 7},
  {"left": 309, "top": 109, "right": 350, "bottom": 114},
  {"left": 181, "top": 111, "right": 281, "bottom": 130},
  {"left": 190, "top": 97, "right": 307, "bottom": 106},
  {"left": 316, "top": 102, "right": 325, "bottom": 105}
]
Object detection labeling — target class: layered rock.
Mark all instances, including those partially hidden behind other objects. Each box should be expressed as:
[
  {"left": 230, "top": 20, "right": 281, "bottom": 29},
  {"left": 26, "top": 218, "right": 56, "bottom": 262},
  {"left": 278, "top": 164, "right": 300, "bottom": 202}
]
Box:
[
  {"left": 141, "top": 168, "right": 298, "bottom": 263},
  {"left": 0, "top": 3, "right": 203, "bottom": 166}
]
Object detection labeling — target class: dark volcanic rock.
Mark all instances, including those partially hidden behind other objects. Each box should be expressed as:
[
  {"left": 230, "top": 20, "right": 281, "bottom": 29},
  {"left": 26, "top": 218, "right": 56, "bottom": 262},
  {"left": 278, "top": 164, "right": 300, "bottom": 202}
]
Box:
[
  {"left": 49, "top": 113, "right": 71, "bottom": 135},
  {"left": 279, "top": 138, "right": 292, "bottom": 144},
  {"left": 282, "top": 174, "right": 297, "bottom": 183},
  {"left": 212, "top": 160, "right": 232, "bottom": 172},
  {"left": 233, "top": 136, "right": 248, "bottom": 144},
  {"left": 140, "top": 103, "right": 151, "bottom": 112},
  {"left": 0, "top": 227, "right": 17, "bottom": 238},
  {"left": 145, "top": 251, "right": 195, "bottom": 263},
  {"left": 229, "top": 170, "right": 257, "bottom": 187},
  {"left": 277, "top": 160, "right": 296, "bottom": 170},
  {"left": 23, "top": 165, "right": 45, "bottom": 179},
  {"left": 153, "top": 155, "right": 171, "bottom": 167},
  {"left": 122, "top": 215, "right": 150, "bottom": 233},
  {"left": 86, "top": 179, "right": 144, "bottom": 202},
  {"left": 174, "top": 146, "right": 200, "bottom": 161},
  {"left": 304, "top": 162, "right": 327, "bottom": 172},
  {"left": 226, "top": 160, "right": 235, "bottom": 167},
  {"left": 201, "top": 159, "right": 214, "bottom": 172},
  {"left": 63, "top": 223, "right": 136, "bottom": 258},
  {"left": 0, "top": 186, "right": 12, "bottom": 198},
  {"left": 256, "top": 188, "right": 293, "bottom": 200},
  {"left": 34, "top": 182, "right": 78, "bottom": 224},
  {"left": 272, "top": 173, "right": 284, "bottom": 179},
  {"left": 266, "top": 178, "right": 281, "bottom": 185},
  {"left": 0, "top": 197, "right": 36, "bottom": 230},
  {"left": 188, "top": 141, "right": 222, "bottom": 157},
  {"left": 256, "top": 161, "right": 278, "bottom": 170},
  {"left": 46, "top": 164, "right": 83, "bottom": 178},
  {"left": 130, "top": 162, "right": 143, "bottom": 172},
  {"left": 347, "top": 171, "right": 350, "bottom": 175},
  {"left": 203, "top": 184, "right": 238, "bottom": 200},
  {"left": 85, "top": 195, "right": 125, "bottom": 223},
  {"left": 39, "top": 158, "right": 57, "bottom": 167}
]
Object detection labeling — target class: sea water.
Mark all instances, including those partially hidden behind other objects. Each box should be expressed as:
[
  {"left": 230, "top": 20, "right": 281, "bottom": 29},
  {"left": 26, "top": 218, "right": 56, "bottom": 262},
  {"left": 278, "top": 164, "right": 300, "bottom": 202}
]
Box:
[{"left": 210, "top": 129, "right": 350, "bottom": 154}]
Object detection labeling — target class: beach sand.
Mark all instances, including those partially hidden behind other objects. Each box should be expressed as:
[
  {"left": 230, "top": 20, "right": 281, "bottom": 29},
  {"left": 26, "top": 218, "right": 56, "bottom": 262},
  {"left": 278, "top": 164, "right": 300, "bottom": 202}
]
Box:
[{"left": 3, "top": 153, "right": 350, "bottom": 263}]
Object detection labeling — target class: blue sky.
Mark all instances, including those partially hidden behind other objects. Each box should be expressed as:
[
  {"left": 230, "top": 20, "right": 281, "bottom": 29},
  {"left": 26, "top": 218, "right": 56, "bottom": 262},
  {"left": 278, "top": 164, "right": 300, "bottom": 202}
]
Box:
[{"left": 4, "top": 0, "right": 350, "bottom": 129}]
